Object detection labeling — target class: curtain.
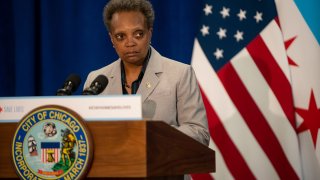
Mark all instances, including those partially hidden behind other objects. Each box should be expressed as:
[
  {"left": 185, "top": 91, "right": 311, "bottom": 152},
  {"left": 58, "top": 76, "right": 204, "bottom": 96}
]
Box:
[{"left": 0, "top": 0, "right": 201, "bottom": 96}]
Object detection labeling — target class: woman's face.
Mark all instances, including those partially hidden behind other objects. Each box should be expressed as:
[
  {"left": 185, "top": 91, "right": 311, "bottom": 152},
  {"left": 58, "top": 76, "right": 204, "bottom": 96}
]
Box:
[{"left": 109, "top": 11, "right": 152, "bottom": 66}]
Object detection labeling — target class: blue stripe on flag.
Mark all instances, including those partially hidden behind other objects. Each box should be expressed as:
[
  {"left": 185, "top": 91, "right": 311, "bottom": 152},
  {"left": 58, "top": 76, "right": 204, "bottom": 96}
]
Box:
[{"left": 295, "top": 0, "right": 320, "bottom": 43}]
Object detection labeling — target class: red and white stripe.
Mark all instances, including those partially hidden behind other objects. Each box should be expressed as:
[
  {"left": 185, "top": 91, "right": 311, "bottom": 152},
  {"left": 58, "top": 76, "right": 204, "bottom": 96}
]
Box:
[
  {"left": 191, "top": 17, "right": 302, "bottom": 179},
  {"left": 41, "top": 148, "right": 60, "bottom": 163}
]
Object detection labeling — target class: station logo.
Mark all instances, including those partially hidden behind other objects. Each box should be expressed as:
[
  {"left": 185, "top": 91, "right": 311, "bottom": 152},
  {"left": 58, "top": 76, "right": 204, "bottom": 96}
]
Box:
[{"left": 12, "top": 105, "right": 92, "bottom": 180}]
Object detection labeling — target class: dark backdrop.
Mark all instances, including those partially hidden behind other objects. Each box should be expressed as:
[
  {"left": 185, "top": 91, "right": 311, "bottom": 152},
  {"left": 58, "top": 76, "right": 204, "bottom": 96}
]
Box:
[{"left": 0, "top": 0, "right": 202, "bottom": 96}]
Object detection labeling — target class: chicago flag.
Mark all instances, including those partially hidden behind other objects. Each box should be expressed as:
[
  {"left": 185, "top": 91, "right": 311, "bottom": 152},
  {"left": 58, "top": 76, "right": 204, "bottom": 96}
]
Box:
[{"left": 191, "top": 0, "right": 320, "bottom": 179}]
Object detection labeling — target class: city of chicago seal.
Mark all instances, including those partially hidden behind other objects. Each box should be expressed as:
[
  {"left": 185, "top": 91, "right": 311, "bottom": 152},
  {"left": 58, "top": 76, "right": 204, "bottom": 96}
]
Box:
[{"left": 12, "top": 105, "right": 93, "bottom": 180}]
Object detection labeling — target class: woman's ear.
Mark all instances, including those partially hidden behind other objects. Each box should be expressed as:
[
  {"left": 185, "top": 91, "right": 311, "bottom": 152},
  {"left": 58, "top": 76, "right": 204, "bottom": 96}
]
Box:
[
  {"left": 149, "top": 28, "right": 153, "bottom": 42},
  {"left": 109, "top": 32, "right": 114, "bottom": 47}
]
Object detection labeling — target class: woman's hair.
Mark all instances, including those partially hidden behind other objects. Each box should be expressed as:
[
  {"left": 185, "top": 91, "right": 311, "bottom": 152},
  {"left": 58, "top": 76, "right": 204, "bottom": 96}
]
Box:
[{"left": 103, "top": 0, "right": 155, "bottom": 31}]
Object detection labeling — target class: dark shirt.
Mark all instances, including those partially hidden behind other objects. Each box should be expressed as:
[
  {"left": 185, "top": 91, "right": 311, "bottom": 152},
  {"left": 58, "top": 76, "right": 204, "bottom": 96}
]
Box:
[{"left": 121, "top": 48, "right": 151, "bottom": 94}]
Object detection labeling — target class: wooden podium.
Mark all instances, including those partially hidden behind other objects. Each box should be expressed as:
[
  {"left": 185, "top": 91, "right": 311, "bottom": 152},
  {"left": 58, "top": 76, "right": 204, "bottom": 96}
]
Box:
[{"left": 0, "top": 121, "right": 215, "bottom": 179}]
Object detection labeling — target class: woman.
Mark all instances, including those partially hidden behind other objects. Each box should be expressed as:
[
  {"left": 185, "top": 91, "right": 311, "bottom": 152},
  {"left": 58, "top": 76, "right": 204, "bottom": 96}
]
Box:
[{"left": 84, "top": 0, "right": 209, "bottom": 146}]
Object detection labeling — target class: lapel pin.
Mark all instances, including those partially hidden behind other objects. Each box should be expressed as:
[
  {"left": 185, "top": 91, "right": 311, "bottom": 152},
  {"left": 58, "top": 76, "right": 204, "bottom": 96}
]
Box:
[{"left": 146, "top": 82, "right": 152, "bottom": 88}]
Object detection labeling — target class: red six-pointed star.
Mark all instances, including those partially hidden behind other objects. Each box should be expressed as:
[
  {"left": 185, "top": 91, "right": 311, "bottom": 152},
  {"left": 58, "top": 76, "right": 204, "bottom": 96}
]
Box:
[
  {"left": 296, "top": 90, "right": 320, "bottom": 148},
  {"left": 285, "top": 36, "right": 299, "bottom": 67}
]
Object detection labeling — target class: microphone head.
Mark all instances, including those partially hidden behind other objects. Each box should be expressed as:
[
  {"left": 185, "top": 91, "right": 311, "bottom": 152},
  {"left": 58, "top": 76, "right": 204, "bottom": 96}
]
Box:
[
  {"left": 56, "top": 74, "right": 81, "bottom": 96},
  {"left": 65, "top": 74, "right": 81, "bottom": 92},
  {"left": 82, "top": 75, "right": 108, "bottom": 95},
  {"left": 92, "top": 75, "right": 108, "bottom": 88}
]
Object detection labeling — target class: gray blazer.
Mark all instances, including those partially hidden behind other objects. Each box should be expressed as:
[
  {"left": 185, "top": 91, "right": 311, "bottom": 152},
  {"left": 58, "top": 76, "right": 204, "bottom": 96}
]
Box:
[{"left": 84, "top": 47, "right": 209, "bottom": 145}]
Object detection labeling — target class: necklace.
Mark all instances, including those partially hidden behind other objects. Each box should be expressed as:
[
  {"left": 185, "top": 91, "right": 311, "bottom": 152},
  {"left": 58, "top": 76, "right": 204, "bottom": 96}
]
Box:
[{"left": 125, "top": 81, "right": 131, "bottom": 89}]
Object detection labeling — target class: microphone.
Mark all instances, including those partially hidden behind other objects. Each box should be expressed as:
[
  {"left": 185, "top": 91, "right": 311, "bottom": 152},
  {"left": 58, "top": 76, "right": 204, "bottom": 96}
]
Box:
[
  {"left": 56, "top": 74, "right": 81, "bottom": 96},
  {"left": 82, "top": 75, "right": 108, "bottom": 95}
]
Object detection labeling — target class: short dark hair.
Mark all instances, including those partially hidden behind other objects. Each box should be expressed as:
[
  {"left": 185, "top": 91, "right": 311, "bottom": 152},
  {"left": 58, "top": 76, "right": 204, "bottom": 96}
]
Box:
[{"left": 103, "top": 0, "right": 155, "bottom": 32}]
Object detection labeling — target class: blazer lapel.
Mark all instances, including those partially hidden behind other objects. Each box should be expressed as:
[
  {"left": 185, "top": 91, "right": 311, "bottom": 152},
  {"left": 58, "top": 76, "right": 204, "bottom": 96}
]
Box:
[
  {"left": 105, "top": 48, "right": 164, "bottom": 100},
  {"left": 106, "top": 60, "right": 122, "bottom": 94},
  {"left": 137, "top": 47, "right": 163, "bottom": 102}
]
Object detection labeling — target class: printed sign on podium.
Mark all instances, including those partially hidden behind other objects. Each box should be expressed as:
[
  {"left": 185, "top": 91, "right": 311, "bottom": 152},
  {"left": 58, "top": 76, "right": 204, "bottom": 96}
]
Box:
[{"left": 0, "top": 95, "right": 142, "bottom": 122}]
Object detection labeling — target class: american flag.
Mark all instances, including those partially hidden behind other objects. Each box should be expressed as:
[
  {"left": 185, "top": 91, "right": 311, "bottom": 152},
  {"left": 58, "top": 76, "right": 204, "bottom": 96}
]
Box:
[
  {"left": 41, "top": 142, "right": 60, "bottom": 163},
  {"left": 191, "top": 0, "right": 320, "bottom": 179}
]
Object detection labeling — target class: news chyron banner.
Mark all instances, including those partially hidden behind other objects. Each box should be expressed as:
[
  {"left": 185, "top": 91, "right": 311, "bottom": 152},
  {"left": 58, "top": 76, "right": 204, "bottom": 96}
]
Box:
[{"left": 12, "top": 105, "right": 93, "bottom": 180}]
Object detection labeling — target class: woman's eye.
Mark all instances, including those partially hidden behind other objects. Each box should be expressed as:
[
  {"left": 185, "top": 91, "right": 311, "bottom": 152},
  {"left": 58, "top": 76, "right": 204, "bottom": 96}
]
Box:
[
  {"left": 115, "top": 34, "right": 124, "bottom": 41},
  {"left": 135, "top": 32, "right": 144, "bottom": 38}
]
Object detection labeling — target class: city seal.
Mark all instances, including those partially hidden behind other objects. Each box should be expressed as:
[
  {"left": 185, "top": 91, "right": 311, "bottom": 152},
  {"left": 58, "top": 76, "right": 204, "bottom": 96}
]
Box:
[{"left": 12, "top": 105, "right": 93, "bottom": 180}]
